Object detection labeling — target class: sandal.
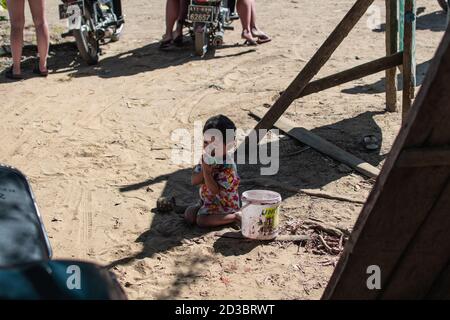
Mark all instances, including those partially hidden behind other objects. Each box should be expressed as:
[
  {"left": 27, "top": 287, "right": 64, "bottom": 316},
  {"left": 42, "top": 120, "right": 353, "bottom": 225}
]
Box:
[
  {"left": 244, "top": 39, "right": 258, "bottom": 46},
  {"left": 173, "top": 35, "right": 184, "bottom": 47},
  {"left": 5, "top": 65, "right": 23, "bottom": 80},
  {"left": 159, "top": 37, "right": 173, "bottom": 50},
  {"left": 33, "top": 59, "right": 49, "bottom": 77},
  {"left": 362, "top": 135, "right": 380, "bottom": 151},
  {"left": 242, "top": 31, "right": 258, "bottom": 46},
  {"left": 252, "top": 28, "right": 272, "bottom": 44},
  {"left": 256, "top": 34, "right": 272, "bottom": 44}
]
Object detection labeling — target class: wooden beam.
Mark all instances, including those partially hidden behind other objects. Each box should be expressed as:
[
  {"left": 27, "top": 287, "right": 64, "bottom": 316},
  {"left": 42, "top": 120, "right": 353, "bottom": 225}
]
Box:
[
  {"left": 250, "top": 108, "right": 380, "bottom": 179},
  {"left": 385, "top": 0, "right": 398, "bottom": 112},
  {"left": 251, "top": 0, "right": 375, "bottom": 137},
  {"left": 322, "top": 23, "right": 450, "bottom": 300},
  {"left": 402, "top": 0, "right": 416, "bottom": 121},
  {"left": 296, "top": 53, "right": 403, "bottom": 99},
  {"left": 397, "top": 146, "right": 450, "bottom": 167},
  {"left": 380, "top": 179, "right": 450, "bottom": 299},
  {"left": 427, "top": 263, "right": 450, "bottom": 299}
]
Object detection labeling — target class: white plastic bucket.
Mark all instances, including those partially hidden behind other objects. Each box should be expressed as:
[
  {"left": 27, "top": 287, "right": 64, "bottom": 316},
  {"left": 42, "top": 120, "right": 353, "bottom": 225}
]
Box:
[{"left": 241, "top": 190, "right": 282, "bottom": 240}]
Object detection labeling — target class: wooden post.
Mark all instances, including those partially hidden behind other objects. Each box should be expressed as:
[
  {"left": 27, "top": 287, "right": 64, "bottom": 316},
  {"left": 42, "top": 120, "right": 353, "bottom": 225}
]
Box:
[
  {"left": 385, "top": 0, "right": 398, "bottom": 112},
  {"left": 250, "top": 0, "right": 375, "bottom": 139},
  {"left": 402, "top": 0, "right": 416, "bottom": 122},
  {"left": 398, "top": 0, "right": 404, "bottom": 51}
]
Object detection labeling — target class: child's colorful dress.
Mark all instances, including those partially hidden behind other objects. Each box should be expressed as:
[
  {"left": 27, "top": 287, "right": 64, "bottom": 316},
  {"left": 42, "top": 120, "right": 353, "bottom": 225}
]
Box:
[{"left": 194, "top": 160, "right": 240, "bottom": 215}]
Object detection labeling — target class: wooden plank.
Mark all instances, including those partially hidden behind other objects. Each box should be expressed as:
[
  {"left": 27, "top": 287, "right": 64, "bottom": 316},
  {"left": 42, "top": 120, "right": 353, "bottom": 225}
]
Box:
[
  {"left": 385, "top": 0, "right": 398, "bottom": 112},
  {"left": 252, "top": 0, "right": 375, "bottom": 136},
  {"left": 241, "top": 177, "right": 367, "bottom": 204},
  {"left": 397, "top": 146, "right": 450, "bottom": 168},
  {"left": 250, "top": 108, "right": 380, "bottom": 179},
  {"left": 402, "top": 0, "right": 416, "bottom": 121},
  {"left": 296, "top": 53, "right": 403, "bottom": 98},
  {"left": 322, "top": 24, "right": 450, "bottom": 300}
]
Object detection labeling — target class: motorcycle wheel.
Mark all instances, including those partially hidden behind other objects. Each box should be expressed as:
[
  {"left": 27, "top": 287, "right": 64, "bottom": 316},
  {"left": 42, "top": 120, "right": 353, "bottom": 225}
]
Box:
[
  {"left": 438, "top": 0, "right": 448, "bottom": 12},
  {"left": 194, "top": 30, "right": 208, "bottom": 56},
  {"left": 73, "top": 17, "right": 99, "bottom": 65}
]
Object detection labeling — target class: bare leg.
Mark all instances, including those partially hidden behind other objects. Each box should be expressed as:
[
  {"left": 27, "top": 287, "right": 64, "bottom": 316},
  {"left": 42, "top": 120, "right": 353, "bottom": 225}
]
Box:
[
  {"left": 249, "top": 0, "right": 270, "bottom": 42},
  {"left": 184, "top": 205, "right": 201, "bottom": 225},
  {"left": 196, "top": 213, "right": 237, "bottom": 228},
  {"left": 164, "top": 0, "right": 180, "bottom": 41},
  {"left": 249, "top": 0, "right": 257, "bottom": 29},
  {"left": 236, "top": 0, "right": 255, "bottom": 43},
  {"left": 173, "top": 0, "right": 188, "bottom": 40},
  {"left": 28, "top": 0, "right": 49, "bottom": 72},
  {"left": 6, "top": 0, "right": 25, "bottom": 75}
]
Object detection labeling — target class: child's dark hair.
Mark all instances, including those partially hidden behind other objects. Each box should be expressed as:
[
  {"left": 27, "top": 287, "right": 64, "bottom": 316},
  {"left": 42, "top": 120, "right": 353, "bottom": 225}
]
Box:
[{"left": 203, "top": 115, "right": 236, "bottom": 144}]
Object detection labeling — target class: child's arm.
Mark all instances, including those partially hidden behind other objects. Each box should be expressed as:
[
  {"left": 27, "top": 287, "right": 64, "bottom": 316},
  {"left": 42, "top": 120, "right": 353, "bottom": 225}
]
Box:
[
  {"left": 202, "top": 161, "right": 220, "bottom": 195},
  {"left": 191, "top": 164, "right": 204, "bottom": 185}
]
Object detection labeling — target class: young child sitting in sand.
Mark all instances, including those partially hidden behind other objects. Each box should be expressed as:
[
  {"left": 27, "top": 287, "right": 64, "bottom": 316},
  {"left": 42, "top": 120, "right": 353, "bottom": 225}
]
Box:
[{"left": 184, "top": 115, "right": 241, "bottom": 228}]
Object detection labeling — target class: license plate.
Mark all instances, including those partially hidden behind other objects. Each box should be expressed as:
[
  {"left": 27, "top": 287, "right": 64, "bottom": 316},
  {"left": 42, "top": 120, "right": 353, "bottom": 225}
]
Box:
[
  {"left": 59, "top": 1, "right": 84, "bottom": 19},
  {"left": 188, "top": 5, "right": 214, "bottom": 23}
]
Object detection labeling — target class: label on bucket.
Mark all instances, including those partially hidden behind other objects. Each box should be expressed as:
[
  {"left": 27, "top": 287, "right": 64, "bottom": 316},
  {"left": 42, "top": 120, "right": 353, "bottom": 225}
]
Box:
[{"left": 258, "top": 206, "right": 279, "bottom": 236}]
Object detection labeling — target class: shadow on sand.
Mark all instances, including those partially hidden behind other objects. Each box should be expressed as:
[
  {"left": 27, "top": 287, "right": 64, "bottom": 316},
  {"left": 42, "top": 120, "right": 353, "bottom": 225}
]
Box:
[
  {"left": 348, "top": 8, "right": 446, "bottom": 95},
  {"left": 1, "top": 38, "right": 255, "bottom": 83},
  {"left": 106, "top": 110, "right": 385, "bottom": 275}
]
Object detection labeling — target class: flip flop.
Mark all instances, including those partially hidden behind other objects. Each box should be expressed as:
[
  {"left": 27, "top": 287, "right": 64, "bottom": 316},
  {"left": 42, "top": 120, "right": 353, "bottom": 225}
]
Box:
[
  {"left": 362, "top": 135, "right": 380, "bottom": 151},
  {"left": 5, "top": 66, "right": 23, "bottom": 80},
  {"left": 159, "top": 38, "right": 173, "bottom": 50},
  {"left": 244, "top": 39, "right": 258, "bottom": 46},
  {"left": 173, "top": 35, "right": 184, "bottom": 47},
  {"left": 251, "top": 28, "right": 272, "bottom": 44},
  {"left": 230, "top": 13, "right": 239, "bottom": 20},
  {"left": 242, "top": 32, "right": 258, "bottom": 46},
  {"left": 256, "top": 34, "right": 272, "bottom": 44},
  {"left": 156, "top": 196, "right": 176, "bottom": 213},
  {"left": 33, "top": 59, "right": 49, "bottom": 77}
]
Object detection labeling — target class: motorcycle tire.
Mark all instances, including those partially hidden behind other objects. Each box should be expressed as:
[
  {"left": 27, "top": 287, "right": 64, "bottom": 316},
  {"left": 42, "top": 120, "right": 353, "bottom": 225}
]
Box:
[
  {"left": 194, "top": 30, "right": 208, "bottom": 57},
  {"left": 73, "top": 17, "right": 99, "bottom": 65},
  {"left": 438, "top": 0, "right": 448, "bottom": 12}
]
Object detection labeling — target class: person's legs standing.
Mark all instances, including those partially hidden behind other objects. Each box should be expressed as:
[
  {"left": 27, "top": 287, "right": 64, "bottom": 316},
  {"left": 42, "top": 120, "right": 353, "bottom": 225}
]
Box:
[
  {"left": 174, "top": 0, "right": 188, "bottom": 40},
  {"left": 236, "top": 0, "right": 255, "bottom": 43},
  {"left": 249, "top": 0, "right": 270, "bottom": 43},
  {"left": 6, "top": 0, "right": 25, "bottom": 75},
  {"left": 164, "top": 0, "right": 180, "bottom": 41},
  {"left": 28, "top": 0, "right": 49, "bottom": 72}
]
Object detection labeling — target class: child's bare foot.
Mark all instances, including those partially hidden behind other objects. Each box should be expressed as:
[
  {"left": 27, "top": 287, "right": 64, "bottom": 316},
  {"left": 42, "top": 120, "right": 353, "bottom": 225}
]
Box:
[{"left": 184, "top": 205, "right": 200, "bottom": 225}]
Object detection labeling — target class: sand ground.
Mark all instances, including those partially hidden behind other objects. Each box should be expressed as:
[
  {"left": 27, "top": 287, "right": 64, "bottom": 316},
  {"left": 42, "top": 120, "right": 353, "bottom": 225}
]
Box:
[{"left": 0, "top": 0, "right": 446, "bottom": 299}]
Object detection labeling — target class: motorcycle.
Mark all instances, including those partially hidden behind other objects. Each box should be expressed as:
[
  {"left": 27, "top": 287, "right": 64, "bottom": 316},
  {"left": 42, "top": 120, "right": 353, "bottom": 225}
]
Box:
[
  {"left": 0, "top": 164, "right": 126, "bottom": 299},
  {"left": 186, "top": 0, "right": 234, "bottom": 56},
  {"left": 59, "top": 0, "right": 124, "bottom": 65}
]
